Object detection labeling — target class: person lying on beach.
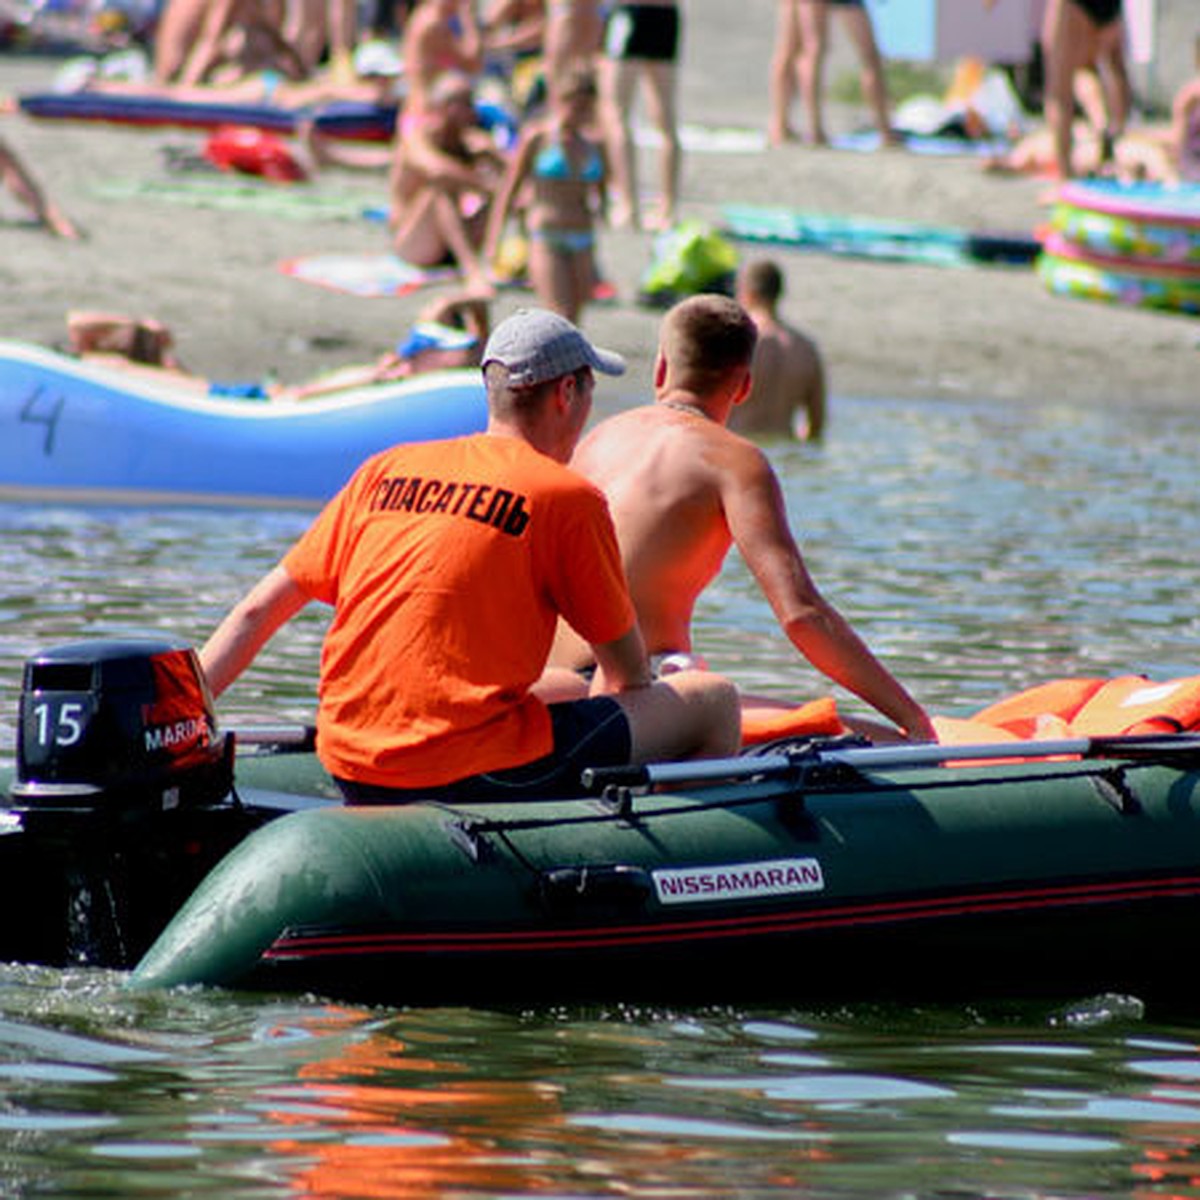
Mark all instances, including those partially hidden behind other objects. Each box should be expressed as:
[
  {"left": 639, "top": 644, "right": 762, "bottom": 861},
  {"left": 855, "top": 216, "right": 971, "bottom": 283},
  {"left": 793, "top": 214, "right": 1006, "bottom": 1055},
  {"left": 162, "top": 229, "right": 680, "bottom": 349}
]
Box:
[
  {"left": 484, "top": 65, "right": 606, "bottom": 323},
  {"left": 289, "top": 288, "right": 489, "bottom": 397},
  {"left": 388, "top": 70, "right": 504, "bottom": 294},
  {"left": 64, "top": 294, "right": 487, "bottom": 397},
  {"left": 549, "top": 293, "right": 936, "bottom": 744},
  {"left": 729, "top": 258, "right": 826, "bottom": 442},
  {"left": 82, "top": 43, "right": 402, "bottom": 108},
  {"left": 0, "top": 134, "right": 81, "bottom": 239}
]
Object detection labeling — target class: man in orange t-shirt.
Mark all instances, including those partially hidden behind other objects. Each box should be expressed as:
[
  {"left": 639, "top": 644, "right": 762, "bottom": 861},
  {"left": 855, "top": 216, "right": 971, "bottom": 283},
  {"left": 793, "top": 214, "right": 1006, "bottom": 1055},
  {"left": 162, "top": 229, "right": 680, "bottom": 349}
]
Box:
[{"left": 199, "top": 308, "right": 739, "bottom": 800}]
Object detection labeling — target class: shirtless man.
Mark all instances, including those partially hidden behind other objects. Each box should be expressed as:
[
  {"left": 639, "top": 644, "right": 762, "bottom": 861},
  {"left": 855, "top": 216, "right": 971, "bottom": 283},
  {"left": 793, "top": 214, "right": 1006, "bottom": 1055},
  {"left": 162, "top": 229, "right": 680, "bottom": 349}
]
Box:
[
  {"left": 730, "top": 259, "right": 825, "bottom": 442},
  {"left": 551, "top": 294, "right": 936, "bottom": 743}
]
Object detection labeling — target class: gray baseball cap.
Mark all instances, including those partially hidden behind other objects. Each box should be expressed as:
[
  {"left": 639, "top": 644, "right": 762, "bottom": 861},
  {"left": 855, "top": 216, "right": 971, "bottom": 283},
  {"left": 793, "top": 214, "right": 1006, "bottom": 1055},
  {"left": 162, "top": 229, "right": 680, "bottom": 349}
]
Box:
[{"left": 482, "top": 308, "right": 626, "bottom": 388}]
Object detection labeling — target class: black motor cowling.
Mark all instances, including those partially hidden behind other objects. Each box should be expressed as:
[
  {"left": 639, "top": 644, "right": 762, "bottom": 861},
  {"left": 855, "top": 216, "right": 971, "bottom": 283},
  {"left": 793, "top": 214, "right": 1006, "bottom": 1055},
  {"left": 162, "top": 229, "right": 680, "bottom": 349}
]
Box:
[{"left": 10, "top": 636, "right": 233, "bottom": 819}]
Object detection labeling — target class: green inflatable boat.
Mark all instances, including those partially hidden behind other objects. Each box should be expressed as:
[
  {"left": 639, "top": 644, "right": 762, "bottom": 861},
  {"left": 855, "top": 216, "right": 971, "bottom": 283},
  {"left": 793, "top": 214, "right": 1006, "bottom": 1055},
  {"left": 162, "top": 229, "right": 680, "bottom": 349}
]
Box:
[{"left": 5, "top": 637, "right": 1200, "bottom": 1004}]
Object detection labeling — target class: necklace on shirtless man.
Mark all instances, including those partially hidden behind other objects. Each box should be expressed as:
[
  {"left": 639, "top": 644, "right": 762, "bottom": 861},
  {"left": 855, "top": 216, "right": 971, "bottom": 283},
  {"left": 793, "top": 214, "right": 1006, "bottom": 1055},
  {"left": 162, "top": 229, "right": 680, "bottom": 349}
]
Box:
[{"left": 661, "top": 400, "right": 713, "bottom": 421}]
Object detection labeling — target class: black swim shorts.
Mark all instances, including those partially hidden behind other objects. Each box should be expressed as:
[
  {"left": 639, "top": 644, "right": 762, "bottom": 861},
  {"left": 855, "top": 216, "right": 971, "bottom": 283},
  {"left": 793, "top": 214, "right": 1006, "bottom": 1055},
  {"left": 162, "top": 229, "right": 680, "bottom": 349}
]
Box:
[
  {"left": 1069, "top": 0, "right": 1122, "bottom": 25},
  {"left": 604, "top": 4, "right": 681, "bottom": 63},
  {"left": 337, "top": 696, "right": 632, "bottom": 803}
]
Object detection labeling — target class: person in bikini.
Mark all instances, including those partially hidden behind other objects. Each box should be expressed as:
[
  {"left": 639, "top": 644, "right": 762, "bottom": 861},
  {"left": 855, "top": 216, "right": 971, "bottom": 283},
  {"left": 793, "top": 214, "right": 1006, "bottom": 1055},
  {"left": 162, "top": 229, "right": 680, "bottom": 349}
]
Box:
[
  {"left": 485, "top": 66, "right": 606, "bottom": 323},
  {"left": 199, "top": 307, "right": 741, "bottom": 802},
  {"left": 388, "top": 71, "right": 504, "bottom": 294},
  {"left": 768, "top": 0, "right": 898, "bottom": 147},
  {"left": 550, "top": 293, "right": 936, "bottom": 744},
  {"left": 597, "top": 0, "right": 680, "bottom": 230}
]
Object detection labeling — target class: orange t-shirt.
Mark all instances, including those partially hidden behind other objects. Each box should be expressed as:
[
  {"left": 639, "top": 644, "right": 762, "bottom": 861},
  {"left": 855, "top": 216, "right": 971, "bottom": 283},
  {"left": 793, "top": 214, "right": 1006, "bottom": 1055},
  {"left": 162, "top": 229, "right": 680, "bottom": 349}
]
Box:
[{"left": 283, "top": 434, "right": 636, "bottom": 787}]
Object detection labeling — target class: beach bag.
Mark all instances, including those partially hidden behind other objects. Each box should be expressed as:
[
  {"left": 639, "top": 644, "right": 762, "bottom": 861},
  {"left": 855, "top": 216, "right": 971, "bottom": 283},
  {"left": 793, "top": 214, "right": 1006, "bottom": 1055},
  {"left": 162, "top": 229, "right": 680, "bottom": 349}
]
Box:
[
  {"left": 637, "top": 219, "right": 739, "bottom": 308},
  {"left": 204, "top": 126, "right": 307, "bottom": 183}
]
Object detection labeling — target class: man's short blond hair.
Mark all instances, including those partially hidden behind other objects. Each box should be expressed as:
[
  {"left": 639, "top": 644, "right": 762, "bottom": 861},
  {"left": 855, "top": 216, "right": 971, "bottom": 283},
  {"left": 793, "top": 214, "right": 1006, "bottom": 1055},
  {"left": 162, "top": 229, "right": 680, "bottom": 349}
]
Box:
[{"left": 660, "top": 294, "right": 757, "bottom": 391}]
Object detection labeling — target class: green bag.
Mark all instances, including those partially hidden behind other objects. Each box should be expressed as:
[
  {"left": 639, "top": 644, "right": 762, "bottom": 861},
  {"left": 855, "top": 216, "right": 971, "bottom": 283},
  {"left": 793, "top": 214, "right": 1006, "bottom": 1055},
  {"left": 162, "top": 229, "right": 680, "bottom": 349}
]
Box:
[{"left": 638, "top": 220, "right": 740, "bottom": 308}]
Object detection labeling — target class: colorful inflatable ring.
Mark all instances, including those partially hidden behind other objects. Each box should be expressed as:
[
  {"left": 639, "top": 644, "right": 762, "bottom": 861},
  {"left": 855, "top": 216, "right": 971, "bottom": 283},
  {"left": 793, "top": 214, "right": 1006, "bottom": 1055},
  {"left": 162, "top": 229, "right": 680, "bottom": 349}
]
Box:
[
  {"left": 1051, "top": 181, "right": 1200, "bottom": 266},
  {"left": 1038, "top": 231, "right": 1200, "bottom": 316}
]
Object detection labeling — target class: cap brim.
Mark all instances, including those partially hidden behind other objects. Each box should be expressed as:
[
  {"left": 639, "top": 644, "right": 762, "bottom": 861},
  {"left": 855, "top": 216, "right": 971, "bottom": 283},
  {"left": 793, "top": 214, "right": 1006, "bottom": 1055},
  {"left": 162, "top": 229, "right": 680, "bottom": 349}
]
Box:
[{"left": 589, "top": 346, "right": 626, "bottom": 377}]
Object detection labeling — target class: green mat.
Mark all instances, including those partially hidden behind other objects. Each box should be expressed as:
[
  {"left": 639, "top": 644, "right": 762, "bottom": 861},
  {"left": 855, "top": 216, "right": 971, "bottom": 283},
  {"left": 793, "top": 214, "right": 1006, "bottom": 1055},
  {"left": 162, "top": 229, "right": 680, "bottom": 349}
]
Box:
[{"left": 92, "top": 177, "right": 387, "bottom": 222}]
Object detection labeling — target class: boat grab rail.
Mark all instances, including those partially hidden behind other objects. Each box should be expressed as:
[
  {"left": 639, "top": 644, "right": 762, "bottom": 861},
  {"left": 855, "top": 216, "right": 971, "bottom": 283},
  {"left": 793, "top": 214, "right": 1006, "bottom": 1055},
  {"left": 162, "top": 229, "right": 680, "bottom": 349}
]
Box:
[{"left": 582, "top": 733, "right": 1200, "bottom": 794}]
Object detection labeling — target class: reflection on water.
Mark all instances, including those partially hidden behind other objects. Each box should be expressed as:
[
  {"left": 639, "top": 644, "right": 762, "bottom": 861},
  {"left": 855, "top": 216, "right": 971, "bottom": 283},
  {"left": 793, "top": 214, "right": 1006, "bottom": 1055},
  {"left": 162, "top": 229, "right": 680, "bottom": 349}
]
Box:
[
  {"left": 2, "top": 968, "right": 1200, "bottom": 1197},
  {"left": 1, "top": 394, "right": 1200, "bottom": 1194}
]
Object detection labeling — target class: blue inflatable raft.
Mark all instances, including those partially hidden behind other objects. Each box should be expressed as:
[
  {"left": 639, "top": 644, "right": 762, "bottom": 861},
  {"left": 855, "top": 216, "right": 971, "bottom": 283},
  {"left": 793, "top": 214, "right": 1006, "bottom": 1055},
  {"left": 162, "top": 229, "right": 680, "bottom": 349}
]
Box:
[{"left": 0, "top": 341, "right": 487, "bottom": 508}]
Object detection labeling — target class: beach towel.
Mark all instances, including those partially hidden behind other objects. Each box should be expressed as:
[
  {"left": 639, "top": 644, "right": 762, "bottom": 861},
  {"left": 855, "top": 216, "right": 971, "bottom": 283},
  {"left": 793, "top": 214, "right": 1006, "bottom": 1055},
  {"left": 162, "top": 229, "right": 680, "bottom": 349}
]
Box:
[
  {"left": 92, "top": 177, "right": 385, "bottom": 221},
  {"left": 833, "top": 130, "right": 1011, "bottom": 158},
  {"left": 721, "top": 204, "right": 1039, "bottom": 268},
  {"left": 279, "top": 253, "right": 459, "bottom": 297}
]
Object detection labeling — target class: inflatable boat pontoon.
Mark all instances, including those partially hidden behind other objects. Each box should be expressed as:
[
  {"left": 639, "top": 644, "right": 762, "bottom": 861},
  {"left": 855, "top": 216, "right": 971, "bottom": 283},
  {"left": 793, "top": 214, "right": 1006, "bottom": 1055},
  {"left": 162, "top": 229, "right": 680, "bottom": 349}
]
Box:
[{"left": 4, "top": 638, "right": 1200, "bottom": 1005}]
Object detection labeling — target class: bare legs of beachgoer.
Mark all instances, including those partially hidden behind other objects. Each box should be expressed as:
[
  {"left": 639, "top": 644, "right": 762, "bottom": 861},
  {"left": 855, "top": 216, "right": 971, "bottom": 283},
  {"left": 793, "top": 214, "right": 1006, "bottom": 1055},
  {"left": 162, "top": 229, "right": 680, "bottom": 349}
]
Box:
[
  {"left": 599, "top": 55, "right": 679, "bottom": 230},
  {"left": 528, "top": 239, "right": 595, "bottom": 324},
  {"left": 1041, "top": 0, "right": 1128, "bottom": 179},
  {"left": 0, "top": 136, "right": 81, "bottom": 239},
  {"left": 781, "top": 0, "right": 896, "bottom": 147},
  {"left": 392, "top": 187, "right": 494, "bottom": 294},
  {"left": 768, "top": 0, "right": 801, "bottom": 144}
]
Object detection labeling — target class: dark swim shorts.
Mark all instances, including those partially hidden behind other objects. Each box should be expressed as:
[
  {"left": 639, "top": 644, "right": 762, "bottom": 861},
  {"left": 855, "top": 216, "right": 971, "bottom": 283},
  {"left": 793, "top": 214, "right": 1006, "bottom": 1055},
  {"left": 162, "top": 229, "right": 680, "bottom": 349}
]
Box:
[
  {"left": 604, "top": 4, "right": 681, "bottom": 62},
  {"left": 337, "top": 696, "right": 632, "bottom": 803},
  {"left": 1069, "top": 0, "right": 1122, "bottom": 25}
]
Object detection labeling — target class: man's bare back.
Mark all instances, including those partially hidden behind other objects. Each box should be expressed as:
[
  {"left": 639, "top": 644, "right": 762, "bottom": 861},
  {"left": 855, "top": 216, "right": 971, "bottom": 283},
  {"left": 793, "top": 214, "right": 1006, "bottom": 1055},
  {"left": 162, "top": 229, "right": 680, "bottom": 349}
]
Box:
[
  {"left": 556, "top": 403, "right": 768, "bottom": 664},
  {"left": 731, "top": 258, "right": 826, "bottom": 441},
  {"left": 552, "top": 293, "right": 935, "bottom": 741},
  {"left": 731, "top": 312, "right": 825, "bottom": 440}
]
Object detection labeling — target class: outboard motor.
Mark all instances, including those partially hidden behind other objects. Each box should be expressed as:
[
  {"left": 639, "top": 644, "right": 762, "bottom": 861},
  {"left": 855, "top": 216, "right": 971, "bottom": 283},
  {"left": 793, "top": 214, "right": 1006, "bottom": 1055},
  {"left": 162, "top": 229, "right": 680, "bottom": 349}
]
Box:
[
  {"left": 3, "top": 637, "right": 239, "bottom": 967},
  {"left": 11, "top": 637, "right": 231, "bottom": 823}
]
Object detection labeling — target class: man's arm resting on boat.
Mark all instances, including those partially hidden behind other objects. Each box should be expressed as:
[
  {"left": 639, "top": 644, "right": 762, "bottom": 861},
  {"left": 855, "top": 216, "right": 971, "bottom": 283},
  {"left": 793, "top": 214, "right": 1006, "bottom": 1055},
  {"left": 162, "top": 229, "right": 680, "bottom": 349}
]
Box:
[
  {"left": 587, "top": 625, "right": 654, "bottom": 696},
  {"left": 200, "top": 564, "right": 310, "bottom": 698}
]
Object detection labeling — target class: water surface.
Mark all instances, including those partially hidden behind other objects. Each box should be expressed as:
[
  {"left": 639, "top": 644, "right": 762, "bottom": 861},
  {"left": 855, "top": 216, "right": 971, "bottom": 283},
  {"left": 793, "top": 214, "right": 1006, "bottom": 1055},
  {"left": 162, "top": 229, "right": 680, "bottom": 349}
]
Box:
[{"left": 1, "top": 394, "right": 1199, "bottom": 1196}]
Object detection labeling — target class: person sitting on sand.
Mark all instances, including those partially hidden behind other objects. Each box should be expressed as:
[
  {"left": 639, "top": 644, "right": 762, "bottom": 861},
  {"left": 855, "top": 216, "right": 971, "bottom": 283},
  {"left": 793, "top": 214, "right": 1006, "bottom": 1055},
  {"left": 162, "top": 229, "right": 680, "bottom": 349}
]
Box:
[
  {"left": 388, "top": 71, "right": 504, "bottom": 294},
  {"left": 0, "top": 134, "right": 81, "bottom": 239},
  {"left": 484, "top": 65, "right": 606, "bottom": 324},
  {"left": 549, "top": 293, "right": 935, "bottom": 744},
  {"left": 730, "top": 258, "right": 825, "bottom": 442}
]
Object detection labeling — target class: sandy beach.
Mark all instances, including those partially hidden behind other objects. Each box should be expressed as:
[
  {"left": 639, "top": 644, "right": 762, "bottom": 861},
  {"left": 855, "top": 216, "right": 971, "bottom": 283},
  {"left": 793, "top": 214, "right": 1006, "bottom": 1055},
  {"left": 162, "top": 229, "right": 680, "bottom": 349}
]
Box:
[{"left": 1, "top": 0, "right": 1196, "bottom": 419}]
